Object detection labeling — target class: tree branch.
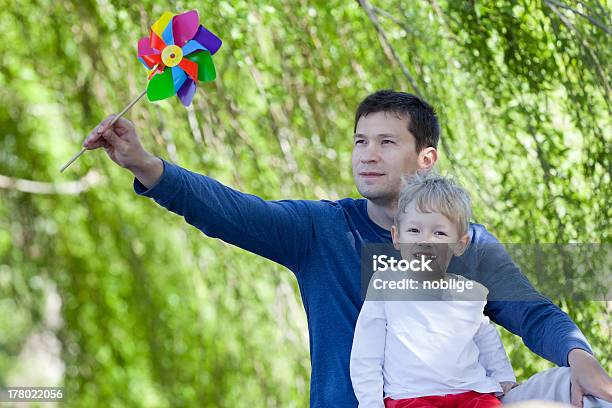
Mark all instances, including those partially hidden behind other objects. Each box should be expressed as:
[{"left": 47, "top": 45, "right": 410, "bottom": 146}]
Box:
[
  {"left": 545, "top": 1, "right": 612, "bottom": 98},
  {"left": 0, "top": 170, "right": 103, "bottom": 194},
  {"left": 371, "top": 7, "right": 415, "bottom": 35},
  {"left": 357, "top": 0, "right": 424, "bottom": 97},
  {"left": 545, "top": 0, "right": 612, "bottom": 35}
]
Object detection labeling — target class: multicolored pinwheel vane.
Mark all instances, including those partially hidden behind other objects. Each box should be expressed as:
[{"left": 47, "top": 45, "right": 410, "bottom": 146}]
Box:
[
  {"left": 138, "top": 10, "right": 222, "bottom": 106},
  {"left": 60, "top": 9, "right": 222, "bottom": 172}
]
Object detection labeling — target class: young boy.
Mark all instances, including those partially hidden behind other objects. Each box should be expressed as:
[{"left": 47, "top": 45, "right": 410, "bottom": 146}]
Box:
[{"left": 350, "top": 174, "right": 517, "bottom": 408}]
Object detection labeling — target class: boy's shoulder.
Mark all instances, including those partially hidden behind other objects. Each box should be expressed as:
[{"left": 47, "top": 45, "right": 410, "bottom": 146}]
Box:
[{"left": 444, "top": 273, "right": 489, "bottom": 301}]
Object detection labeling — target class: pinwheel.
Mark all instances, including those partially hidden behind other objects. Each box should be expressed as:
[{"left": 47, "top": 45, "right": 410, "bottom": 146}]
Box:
[
  {"left": 138, "top": 10, "right": 222, "bottom": 106},
  {"left": 60, "top": 10, "right": 222, "bottom": 172}
]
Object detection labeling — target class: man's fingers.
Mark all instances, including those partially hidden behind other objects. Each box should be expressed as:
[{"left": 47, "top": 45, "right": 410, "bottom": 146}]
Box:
[
  {"left": 97, "top": 115, "right": 117, "bottom": 135},
  {"left": 83, "top": 115, "right": 117, "bottom": 149},
  {"left": 83, "top": 125, "right": 103, "bottom": 149},
  {"left": 110, "top": 116, "right": 134, "bottom": 136},
  {"left": 83, "top": 132, "right": 106, "bottom": 149},
  {"left": 101, "top": 128, "right": 122, "bottom": 146},
  {"left": 571, "top": 379, "right": 584, "bottom": 408}
]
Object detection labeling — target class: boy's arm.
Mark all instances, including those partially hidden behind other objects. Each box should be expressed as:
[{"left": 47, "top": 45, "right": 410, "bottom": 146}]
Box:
[
  {"left": 133, "top": 158, "right": 315, "bottom": 272},
  {"left": 474, "top": 316, "right": 516, "bottom": 385},
  {"left": 350, "top": 300, "right": 386, "bottom": 408}
]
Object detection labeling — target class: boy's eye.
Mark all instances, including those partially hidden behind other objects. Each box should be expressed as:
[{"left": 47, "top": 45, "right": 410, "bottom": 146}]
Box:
[
  {"left": 434, "top": 231, "right": 448, "bottom": 236},
  {"left": 407, "top": 228, "right": 419, "bottom": 233},
  {"left": 355, "top": 139, "right": 365, "bottom": 145}
]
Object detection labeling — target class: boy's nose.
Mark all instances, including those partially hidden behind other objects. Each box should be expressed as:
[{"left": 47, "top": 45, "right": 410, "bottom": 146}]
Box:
[{"left": 416, "top": 241, "right": 433, "bottom": 249}]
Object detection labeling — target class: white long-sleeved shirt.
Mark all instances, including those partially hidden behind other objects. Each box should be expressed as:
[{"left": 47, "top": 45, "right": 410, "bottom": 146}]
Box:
[{"left": 350, "top": 273, "right": 516, "bottom": 408}]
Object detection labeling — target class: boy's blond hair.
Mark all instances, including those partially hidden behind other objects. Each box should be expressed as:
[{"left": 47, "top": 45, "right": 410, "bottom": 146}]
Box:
[{"left": 394, "top": 172, "right": 472, "bottom": 237}]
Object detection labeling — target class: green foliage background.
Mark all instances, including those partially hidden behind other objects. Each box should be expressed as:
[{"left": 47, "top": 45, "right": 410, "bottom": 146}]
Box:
[{"left": 0, "top": 0, "right": 610, "bottom": 406}]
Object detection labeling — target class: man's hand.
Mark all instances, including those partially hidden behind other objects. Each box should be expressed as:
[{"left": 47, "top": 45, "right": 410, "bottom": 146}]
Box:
[
  {"left": 83, "top": 115, "right": 148, "bottom": 169},
  {"left": 82, "top": 115, "right": 163, "bottom": 188},
  {"left": 568, "top": 348, "right": 612, "bottom": 407},
  {"left": 500, "top": 381, "right": 519, "bottom": 395}
]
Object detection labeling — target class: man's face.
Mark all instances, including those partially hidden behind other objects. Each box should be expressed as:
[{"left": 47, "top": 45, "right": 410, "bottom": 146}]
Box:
[
  {"left": 352, "top": 111, "right": 421, "bottom": 204},
  {"left": 391, "top": 201, "right": 466, "bottom": 275}
]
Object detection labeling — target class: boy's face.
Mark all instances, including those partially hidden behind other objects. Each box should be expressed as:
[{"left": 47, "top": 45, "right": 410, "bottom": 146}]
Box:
[
  {"left": 391, "top": 201, "right": 469, "bottom": 274},
  {"left": 352, "top": 112, "right": 436, "bottom": 205}
]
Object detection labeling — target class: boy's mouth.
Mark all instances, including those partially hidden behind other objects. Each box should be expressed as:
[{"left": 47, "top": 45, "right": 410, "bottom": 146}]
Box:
[{"left": 412, "top": 252, "right": 437, "bottom": 261}]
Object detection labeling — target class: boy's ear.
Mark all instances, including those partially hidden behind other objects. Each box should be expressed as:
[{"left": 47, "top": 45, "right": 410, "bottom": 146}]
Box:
[
  {"left": 391, "top": 225, "right": 400, "bottom": 250},
  {"left": 453, "top": 233, "right": 470, "bottom": 256}
]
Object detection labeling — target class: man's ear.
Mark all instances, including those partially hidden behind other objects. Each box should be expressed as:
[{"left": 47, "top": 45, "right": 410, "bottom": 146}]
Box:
[
  {"left": 391, "top": 225, "right": 400, "bottom": 250},
  {"left": 453, "top": 233, "right": 470, "bottom": 256},
  {"left": 418, "top": 147, "right": 438, "bottom": 171}
]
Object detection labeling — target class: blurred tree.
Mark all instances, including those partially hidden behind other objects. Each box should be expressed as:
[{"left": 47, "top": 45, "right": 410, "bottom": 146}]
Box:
[{"left": 0, "top": 0, "right": 609, "bottom": 406}]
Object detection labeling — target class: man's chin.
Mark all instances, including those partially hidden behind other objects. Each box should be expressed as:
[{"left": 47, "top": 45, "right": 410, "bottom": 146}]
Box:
[{"left": 357, "top": 186, "right": 398, "bottom": 203}]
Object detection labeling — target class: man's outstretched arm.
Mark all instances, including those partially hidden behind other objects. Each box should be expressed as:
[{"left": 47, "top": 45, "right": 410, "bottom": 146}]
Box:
[
  {"left": 471, "top": 228, "right": 612, "bottom": 405},
  {"left": 83, "top": 115, "right": 315, "bottom": 273}
]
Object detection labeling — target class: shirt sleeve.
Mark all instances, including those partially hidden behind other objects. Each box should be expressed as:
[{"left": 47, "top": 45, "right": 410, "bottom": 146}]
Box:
[
  {"left": 474, "top": 316, "right": 516, "bottom": 384},
  {"left": 471, "top": 227, "right": 593, "bottom": 367},
  {"left": 350, "top": 297, "right": 386, "bottom": 408},
  {"left": 133, "top": 158, "right": 315, "bottom": 273}
]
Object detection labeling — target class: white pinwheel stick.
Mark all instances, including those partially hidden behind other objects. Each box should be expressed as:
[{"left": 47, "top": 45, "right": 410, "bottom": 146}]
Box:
[{"left": 60, "top": 88, "right": 148, "bottom": 173}]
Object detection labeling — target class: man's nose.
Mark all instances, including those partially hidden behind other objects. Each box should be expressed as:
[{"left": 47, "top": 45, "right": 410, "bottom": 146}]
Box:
[{"left": 360, "top": 144, "right": 381, "bottom": 163}]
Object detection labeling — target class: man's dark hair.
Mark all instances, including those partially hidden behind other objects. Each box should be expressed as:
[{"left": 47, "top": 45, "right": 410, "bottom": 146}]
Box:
[{"left": 354, "top": 90, "right": 440, "bottom": 153}]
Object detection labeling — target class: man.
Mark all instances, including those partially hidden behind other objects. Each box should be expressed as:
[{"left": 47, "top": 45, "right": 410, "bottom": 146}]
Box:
[{"left": 83, "top": 90, "right": 611, "bottom": 407}]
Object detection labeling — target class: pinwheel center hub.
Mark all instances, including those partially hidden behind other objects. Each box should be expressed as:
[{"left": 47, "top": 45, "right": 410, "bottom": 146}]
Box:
[{"left": 161, "top": 45, "right": 183, "bottom": 67}]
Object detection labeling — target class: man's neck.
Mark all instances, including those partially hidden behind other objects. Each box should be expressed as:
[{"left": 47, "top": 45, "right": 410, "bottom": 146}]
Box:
[{"left": 366, "top": 198, "right": 398, "bottom": 231}]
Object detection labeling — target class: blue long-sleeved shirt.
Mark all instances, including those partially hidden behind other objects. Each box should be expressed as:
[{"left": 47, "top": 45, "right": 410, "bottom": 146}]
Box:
[{"left": 134, "top": 158, "right": 592, "bottom": 407}]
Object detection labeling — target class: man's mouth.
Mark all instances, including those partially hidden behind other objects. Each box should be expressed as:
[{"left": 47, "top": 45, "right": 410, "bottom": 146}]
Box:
[{"left": 359, "top": 172, "right": 385, "bottom": 178}]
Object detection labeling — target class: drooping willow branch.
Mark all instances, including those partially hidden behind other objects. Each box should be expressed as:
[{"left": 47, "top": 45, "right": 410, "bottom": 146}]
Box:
[
  {"left": 545, "top": 0, "right": 612, "bottom": 99},
  {"left": 357, "top": 0, "right": 424, "bottom": 97},
  {"left": 544, "top": 0, "right": 612, "bottom": 35},
  {"left": 0, "top": 171, "right": 103, "bottom": 194}
]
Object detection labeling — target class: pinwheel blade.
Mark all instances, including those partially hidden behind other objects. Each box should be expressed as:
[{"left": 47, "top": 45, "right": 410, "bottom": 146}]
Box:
[
  {"left": 186, "top": 50, "right": 216, "bottom": 82},
  {"left": 178, "top": 58, "right": 199, "bottom": 82},
  {"left": 149, "top": 30, "right": 166, "bottom": 53},
  {"left": 181, "top": 39, "right": 206, "bottom": 56},
  {"left": 172, "top": 10, "right": 199, "bottom": 47},
  {"left": 161, "top": 18, "right": 174, "bottom": 45},
  {"left": 171, "top": 66, "right": 187, "bottom": 92},
  {"left": 138, "top": 37, "right": 159, "bottom": 68},
  {"left": 138, "top": 37, "right": 156, "bottom": 58},
  {"left": 147, "top": 69, "right": 176, "bottom": 101},
  {"left": 177, "top": 78, "right": 196, "bottom": 106},
  {"left": 151, "top": 12, "right": 173, "bottom": 39},
  {"left": 193, "top": 25, "right": 222, "bottom": 55},
  {"left": 140, "top": 55, "right": 162, "bottom": 71}
]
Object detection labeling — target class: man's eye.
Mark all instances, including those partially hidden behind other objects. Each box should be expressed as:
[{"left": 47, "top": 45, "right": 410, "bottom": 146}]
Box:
[
  {"left": 381, "top": 140, "right": 395, "bottom": 144},
  {"left": 355, "top": 139, "right": 365, "bottom": 145}
]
